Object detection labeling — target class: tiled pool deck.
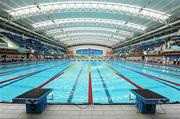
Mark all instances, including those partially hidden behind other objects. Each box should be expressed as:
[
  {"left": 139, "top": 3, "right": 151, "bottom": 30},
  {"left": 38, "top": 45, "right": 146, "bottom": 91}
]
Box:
[{"left": 0, "top": 103, "right": 179, "bottom": 119}]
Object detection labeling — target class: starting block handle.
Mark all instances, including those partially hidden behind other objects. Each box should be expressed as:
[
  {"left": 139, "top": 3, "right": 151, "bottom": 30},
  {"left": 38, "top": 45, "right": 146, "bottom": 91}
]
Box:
[
  {"left": 48, "top": 93, "right": 54, "bottom": 101},
  {"left": 129, "top": 93, "right": 135, "bottom": 101}
]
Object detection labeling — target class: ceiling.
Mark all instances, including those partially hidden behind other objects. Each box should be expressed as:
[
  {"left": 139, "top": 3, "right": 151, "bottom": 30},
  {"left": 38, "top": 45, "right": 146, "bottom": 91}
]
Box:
[{"left": 0, "top": 0, "right": 180, "bottom": 48}]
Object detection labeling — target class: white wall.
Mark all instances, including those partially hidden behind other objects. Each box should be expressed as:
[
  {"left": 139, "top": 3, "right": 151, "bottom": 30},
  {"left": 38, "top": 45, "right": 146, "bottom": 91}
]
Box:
[
  {"left": 2, "top": 37, "right": 19, "bottom": 49},
  {"left": 68, "top": 45, "right": 112, "bottom": 56},
  {"left": 0, "top": 28, "right": 8, "bottom": 32}
]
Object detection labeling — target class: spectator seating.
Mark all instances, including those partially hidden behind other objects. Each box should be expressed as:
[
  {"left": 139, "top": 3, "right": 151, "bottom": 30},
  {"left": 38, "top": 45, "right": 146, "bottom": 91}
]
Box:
[{"left": 0, "top": 32, "right": 66, "bottom": 54}]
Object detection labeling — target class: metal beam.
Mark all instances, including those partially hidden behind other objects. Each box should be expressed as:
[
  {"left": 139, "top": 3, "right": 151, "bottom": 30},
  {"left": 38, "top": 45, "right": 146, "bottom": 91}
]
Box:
[
  {"left": 113, "top": 19, "right": 180, "bottom": 50},
  {"left": 0, "top": 16, "right": 67, "bottom": 49},
  {"left": 67, "top": 44, "right": 112, "bottom": 49}
]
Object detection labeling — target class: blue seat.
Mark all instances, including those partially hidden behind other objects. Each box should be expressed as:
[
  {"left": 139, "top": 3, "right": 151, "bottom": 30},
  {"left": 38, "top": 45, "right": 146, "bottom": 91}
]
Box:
[{"left": 0, "top": 32, "right": 66, "bottom": 54}]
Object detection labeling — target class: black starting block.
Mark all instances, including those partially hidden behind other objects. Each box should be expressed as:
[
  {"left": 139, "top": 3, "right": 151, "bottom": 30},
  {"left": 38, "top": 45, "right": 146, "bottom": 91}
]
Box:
[
  {"left": 12, "top": 88, "right": 52, "bottom": 113},
  {"left": 130, "top": 89, "right": 169, "bottom": 114}
]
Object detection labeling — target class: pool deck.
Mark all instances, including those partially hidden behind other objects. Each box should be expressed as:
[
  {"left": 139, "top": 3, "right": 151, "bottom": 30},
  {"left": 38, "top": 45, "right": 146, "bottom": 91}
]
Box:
[{"left": 0, "top": 103, "right": 179, "bottom": 119}]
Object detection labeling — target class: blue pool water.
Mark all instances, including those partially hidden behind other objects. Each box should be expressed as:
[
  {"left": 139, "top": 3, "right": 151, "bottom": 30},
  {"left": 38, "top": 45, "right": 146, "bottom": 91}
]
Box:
[{"left": 0, "top": 60, "right": 179, "bottom": 104}]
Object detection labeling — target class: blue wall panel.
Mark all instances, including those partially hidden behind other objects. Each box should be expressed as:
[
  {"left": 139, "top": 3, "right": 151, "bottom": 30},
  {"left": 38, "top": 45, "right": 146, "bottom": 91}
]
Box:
[{"left": 76, "top": 49, "right": 103, "bottom": 56}]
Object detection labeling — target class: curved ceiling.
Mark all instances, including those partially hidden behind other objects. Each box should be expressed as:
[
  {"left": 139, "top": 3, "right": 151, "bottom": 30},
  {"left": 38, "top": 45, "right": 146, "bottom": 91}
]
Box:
[{"left": 1, "top": 0, "right": 180, "bottom": 48}]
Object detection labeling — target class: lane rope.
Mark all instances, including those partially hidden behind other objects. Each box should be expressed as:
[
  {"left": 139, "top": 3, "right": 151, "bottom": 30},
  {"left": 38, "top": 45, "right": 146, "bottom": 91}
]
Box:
[
  {"left": 104, "top": 63, "right": 143, "bottom": 89},
  {"left": 0, "top": 62, "right": 70, "bottom": 88},
  {"left": 88, "top": 64, "right": 93, "bottom": 105},
  {"left": 113, "top": 62, "right": 180, "bottom": 86},
  {"left": 36, "top": 63, "right": 77, "bottom": 89},
  {"left": 111, "top": 62, "right": 180, "bottom": 91},
  {"left": 127, "top": 62, "right": 180, "bottom": 78}
]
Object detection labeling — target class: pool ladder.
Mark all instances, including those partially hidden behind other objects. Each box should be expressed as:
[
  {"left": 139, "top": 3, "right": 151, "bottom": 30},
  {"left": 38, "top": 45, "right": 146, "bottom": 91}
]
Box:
[
  {"left": 129, "top": 93, "right": 135, "bottom": 101},
  {"left": 48, "top": 93, "right": 54, "bottom": 101}
]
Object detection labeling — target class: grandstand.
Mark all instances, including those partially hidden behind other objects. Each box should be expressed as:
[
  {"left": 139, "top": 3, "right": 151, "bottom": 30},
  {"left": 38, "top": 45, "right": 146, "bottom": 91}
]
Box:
[{"left": 0, "top": 0, "right": 179, "bottom": 119}]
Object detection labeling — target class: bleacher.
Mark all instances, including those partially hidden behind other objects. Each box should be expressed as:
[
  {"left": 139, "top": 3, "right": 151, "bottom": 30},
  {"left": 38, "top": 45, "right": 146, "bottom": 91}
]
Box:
[
  {"left": 0, "top": 32, "right": 66, "bottom": 54},
  {"left": 165, "top": 55, "right": 180, "bottom": 61},
  {"left": 0, "top": 34, "right": 8, "bottom": 48},
  {"left": 170, "top": 40, "right": 180, "bottom": 51},
  {"left": 0, "top": 38, "right": 6, "bottom": 43},
  {"left": 1, "top": 32, "right": 26, "bottom": 47},
  {"left": 137, "top": 40, "right": 165, "bottom": 52}
]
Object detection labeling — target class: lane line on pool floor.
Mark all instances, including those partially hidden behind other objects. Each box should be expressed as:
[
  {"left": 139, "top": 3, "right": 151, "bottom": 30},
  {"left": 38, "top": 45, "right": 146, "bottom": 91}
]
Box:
[
  {"left": 103, "top": 63, "right": 143, "bottom": 89},
  {"left": 88, "top": 64, "right": 93, "bottom": 105},
  {"left": 0, "top": 62, "right": 70, "bottom": 87},
  {"left": 67, "top": 63, "right": 84, "bottom": 103},
  {"left": 36, "top": 63, "right": 77, "bottom": 89},
  {"left": 111, "top": 62, "right": 180, "bottom": 91},
  {"left": 95, "top": 62, "right": 113, "bottom": 104}
]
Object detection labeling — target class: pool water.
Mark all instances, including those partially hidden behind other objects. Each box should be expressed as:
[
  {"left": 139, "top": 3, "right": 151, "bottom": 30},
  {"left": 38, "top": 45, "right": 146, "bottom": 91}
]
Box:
[{"left": 0, "top": 60, "right": 179, "bottom": 104}]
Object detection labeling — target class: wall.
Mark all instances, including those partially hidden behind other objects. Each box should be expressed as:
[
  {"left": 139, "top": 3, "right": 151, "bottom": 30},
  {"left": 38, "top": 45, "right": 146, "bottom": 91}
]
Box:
[
  {"left": 67, "top": 45, "right": 112, "bottom": 56},
  {"left": 76, "top": 49, "right": 103, "bottom": 56},
  {"left": 145, "top": 56, "right": 163, "bottom": 61},
  {"left": 126, "top": 56, "right": 142, "bottom": 61},
  {"left": 1, "top": 36, "right": 19, "bottom": 49}
]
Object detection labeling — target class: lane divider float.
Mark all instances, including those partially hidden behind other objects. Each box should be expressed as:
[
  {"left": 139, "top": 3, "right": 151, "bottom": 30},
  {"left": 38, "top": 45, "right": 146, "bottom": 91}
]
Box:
[
  {"left": 111, "top": 62, "right": 180, "bottom": 91},
  {"left": 88, "top": 64, "right": 93, "bottom": 105},
  {"left": 103, "top": 63, "right": 143, "bottom": 89},
  {"left": 0, "top": 62, "right": 70, "bottom": 87},
  {"left": 127, "top": 62, "right": 180, "bottom": 78},
  {"left": 64, "top": 63, "right": 80, "bottom": 73},
  {"left": 36, "top": 63, "right": 77, "bottom": 89},
  {"left": 0, "top": 64, "right": 46, "bottom": 76},
  {"left": 113, "top": 62, "right": 180, "bottom": 87}
]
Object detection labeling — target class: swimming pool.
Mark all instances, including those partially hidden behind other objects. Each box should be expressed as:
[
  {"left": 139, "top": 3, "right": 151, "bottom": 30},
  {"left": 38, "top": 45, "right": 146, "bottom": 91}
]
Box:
[{"left": 0, "top": 60, "right": 179, "bottom": 104}]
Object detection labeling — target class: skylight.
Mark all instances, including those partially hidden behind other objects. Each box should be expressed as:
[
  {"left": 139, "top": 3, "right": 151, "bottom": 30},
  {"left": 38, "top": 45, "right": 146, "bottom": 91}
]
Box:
[
  {"left": 54, "top": 32, "right": 126, "bottom": 40},
  {"left": 32, "top": 18, "right": 147, "bottom": 31},
  {"left": 8, "top": 1, "right": 170, "bottom": 23},
  {"left": 45, "top": 27, "right": 134, "bottom": 37}
]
